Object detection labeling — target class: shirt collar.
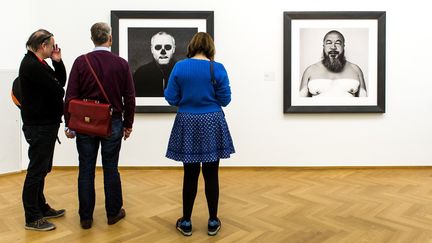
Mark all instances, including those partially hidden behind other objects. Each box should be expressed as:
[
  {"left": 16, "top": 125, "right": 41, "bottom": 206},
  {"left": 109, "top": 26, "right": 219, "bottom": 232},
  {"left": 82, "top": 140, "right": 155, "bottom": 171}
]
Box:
[
  {"left": 28, "top": 50, "right": 48, "bottom": 65},
  {"left": 93, "top": 46, "right": 111, "bottom": 52}
]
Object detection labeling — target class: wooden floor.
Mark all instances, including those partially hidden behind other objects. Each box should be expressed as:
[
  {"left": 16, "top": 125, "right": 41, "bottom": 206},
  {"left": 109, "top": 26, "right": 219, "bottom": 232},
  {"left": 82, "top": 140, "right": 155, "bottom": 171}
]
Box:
[{"left": 1, "top": 167, "right": 432, "bottom": 243}]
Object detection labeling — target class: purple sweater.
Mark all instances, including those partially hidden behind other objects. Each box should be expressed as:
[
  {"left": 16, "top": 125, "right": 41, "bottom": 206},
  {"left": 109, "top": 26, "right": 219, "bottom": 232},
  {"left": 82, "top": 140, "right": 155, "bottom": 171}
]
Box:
[{"left": 65, "top": 50, "right": 135, "bottom": 128}]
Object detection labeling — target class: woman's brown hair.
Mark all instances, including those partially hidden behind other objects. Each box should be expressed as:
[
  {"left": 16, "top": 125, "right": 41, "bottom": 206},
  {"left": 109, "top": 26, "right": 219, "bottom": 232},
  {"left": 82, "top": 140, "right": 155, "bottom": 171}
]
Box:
[{"left": 186, "top": 32, "right": 215, "bottom": 60}]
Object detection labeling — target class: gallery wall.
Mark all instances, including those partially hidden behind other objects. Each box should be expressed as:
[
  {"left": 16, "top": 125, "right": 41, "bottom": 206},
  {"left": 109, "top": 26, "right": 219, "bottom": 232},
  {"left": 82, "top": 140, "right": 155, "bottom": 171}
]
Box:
[
  {"left": 0, "top": 1, "right": 29, "bottom": 174},
  {"left": 0, "top": 70, "right": 21, "bottom": 174},
  {"left": 1, "top": 0, "right": 432, "bottom": 172}
]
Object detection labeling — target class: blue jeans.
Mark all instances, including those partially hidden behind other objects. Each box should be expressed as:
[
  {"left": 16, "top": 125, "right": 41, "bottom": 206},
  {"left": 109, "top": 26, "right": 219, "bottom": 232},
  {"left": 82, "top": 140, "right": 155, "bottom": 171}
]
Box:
[
  {"left": 76, "top": 118, "right": 123, "bottom": 220},
  {"left": 22, "top": 124, "right": 59, "bottom": 223}
]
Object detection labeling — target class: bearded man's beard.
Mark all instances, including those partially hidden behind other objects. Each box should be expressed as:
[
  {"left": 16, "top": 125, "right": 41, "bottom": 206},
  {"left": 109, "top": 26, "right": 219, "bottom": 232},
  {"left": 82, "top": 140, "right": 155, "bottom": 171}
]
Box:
[{"left": 322, "top": 50, "right": 346, "bottom": 72}]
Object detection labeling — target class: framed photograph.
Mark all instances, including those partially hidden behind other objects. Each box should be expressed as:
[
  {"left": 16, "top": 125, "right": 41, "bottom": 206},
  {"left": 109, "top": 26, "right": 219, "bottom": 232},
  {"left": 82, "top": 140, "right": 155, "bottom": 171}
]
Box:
[
  {"left": 111, "top": 11, "right": 214, "bottom": 113},
  {"left": 283, "top": 11, "right": 386, "bottom": 113}
]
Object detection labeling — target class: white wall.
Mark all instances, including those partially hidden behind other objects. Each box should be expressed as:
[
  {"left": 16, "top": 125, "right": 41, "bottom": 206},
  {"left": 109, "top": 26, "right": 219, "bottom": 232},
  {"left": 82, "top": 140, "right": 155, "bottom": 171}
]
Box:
[
  {"left": 1, "top": 0, "right": 432, "bottom": 172},
  {"left": 0, "top": 1, "right": 30, "bottom": 173},
  {"left": 0, "top": 70, "right": 21, "bottom": 174}
]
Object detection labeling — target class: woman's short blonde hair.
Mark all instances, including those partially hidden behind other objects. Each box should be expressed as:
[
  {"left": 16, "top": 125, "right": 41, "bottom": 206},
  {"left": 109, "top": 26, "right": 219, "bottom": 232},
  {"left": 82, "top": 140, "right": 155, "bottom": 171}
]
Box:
[{"left": 186, "top": 32, "right": 215, "bottom": 60}]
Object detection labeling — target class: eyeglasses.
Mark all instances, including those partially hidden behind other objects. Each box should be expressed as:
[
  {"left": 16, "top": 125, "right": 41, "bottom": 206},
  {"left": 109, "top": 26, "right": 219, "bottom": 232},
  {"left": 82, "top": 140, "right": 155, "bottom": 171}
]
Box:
[
  {"left": 40, "top": 34, "right": 53, "bottom": 44},
  {"left": 154, "top": 44, "right": 172, "bottom": 51}
]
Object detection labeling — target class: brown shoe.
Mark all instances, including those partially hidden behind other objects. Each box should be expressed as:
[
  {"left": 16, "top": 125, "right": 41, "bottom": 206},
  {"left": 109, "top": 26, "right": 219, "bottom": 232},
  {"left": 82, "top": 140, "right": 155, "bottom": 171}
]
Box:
[
  {"left": 107, "top": 208, "right": 126, "bottom": 225},
  {"left": 80, "top": 219, "right": 93, "bottom": 229}
]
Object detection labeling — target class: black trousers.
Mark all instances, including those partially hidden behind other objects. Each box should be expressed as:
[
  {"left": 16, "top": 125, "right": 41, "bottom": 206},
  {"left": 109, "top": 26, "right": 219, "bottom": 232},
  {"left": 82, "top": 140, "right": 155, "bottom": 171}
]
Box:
[
  {"left": 22, "top": 124, "right": 59, "bottom": 223},
  {"left": 182, "top": 161, "right": 219, "bottom": 221}
]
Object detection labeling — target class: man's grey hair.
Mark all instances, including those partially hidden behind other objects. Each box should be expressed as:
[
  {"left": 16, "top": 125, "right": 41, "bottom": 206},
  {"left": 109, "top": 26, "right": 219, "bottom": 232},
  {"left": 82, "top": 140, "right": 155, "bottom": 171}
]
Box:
[
  {"left": 91, "top": 22, "right": 111, "bottom": 45},
  {"left": 26, "top": 29, "right": 53, "bottom": 52}
]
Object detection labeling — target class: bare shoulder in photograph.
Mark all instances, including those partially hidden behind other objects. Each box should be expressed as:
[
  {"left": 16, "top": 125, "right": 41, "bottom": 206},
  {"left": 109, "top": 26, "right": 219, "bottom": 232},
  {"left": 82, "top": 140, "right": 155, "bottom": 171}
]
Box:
[{"left": 299, "top": 30, "right": 367, "bottom": 98}]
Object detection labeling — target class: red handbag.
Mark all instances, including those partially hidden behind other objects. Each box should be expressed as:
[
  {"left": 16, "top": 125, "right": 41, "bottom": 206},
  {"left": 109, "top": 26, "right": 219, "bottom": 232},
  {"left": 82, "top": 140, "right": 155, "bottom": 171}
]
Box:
[{"left": 68, "top": 54, "right": 113, "bottom": 137}]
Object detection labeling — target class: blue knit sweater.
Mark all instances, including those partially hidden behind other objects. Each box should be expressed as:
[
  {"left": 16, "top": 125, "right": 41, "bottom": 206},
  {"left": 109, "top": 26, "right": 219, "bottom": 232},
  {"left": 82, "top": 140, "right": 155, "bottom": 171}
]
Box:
[{"left": 164, "top": 58, "right": 231, "bottom": 113}]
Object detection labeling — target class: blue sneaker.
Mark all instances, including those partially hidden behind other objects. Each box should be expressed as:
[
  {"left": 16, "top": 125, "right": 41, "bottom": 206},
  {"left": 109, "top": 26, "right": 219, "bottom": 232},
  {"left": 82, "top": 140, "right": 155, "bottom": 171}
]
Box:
[
  {"left": 176, "top": 218, "right": 192, "bottom": 236},
  {"left": 208, "top": 218, "right": 221, "bottom": 236}
]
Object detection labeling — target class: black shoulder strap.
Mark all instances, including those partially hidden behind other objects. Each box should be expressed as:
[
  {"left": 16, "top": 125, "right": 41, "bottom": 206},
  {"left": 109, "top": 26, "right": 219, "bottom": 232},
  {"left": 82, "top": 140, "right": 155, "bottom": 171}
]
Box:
[{"left": 210, "top": 60, "right": 216, "bottom": 86}]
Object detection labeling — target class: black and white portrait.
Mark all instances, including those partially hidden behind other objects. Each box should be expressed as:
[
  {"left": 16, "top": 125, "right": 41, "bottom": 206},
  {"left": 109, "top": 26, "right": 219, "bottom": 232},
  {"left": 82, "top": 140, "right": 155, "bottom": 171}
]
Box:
[
  {"left": 283, "top": 12, "right": 386, "bottom": 113},
  {"left": 111, "top": 11, "right": 214, "bottom": 112},
  {"left": 299, "top": 28, "right": 369, "bottom": 98},
  {"left": 128, "top": 28, "right": 197, "bottom": 97}
]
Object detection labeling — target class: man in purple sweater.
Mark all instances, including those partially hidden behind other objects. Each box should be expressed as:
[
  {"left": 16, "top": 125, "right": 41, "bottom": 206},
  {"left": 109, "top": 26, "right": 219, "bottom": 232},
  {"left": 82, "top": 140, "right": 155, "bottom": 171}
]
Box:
[{"left": 64, "top": 22, "right": 135, "bottom": 229}]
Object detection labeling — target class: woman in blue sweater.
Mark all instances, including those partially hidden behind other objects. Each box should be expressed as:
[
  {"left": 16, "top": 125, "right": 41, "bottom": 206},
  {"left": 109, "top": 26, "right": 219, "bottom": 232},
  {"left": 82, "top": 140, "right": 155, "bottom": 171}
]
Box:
[{"left": 164, "top": 32, "right": 235, "bottom": 236}]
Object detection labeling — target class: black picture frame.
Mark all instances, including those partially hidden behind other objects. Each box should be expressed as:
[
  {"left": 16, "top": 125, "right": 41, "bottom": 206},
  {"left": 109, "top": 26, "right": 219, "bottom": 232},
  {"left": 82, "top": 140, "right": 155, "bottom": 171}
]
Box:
[
  {"left": 283, "top": 11, "right": 386, "bottom": 113},
  {"left": 111, "top": 11, "right": 214, "bottom": 113}
]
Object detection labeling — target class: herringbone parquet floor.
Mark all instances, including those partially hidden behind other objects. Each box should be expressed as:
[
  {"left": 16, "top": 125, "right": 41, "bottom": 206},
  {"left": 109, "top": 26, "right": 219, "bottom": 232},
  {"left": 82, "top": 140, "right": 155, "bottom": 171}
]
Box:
[{"left": 1, "top": 167, "right": 432, "bottom": 243}]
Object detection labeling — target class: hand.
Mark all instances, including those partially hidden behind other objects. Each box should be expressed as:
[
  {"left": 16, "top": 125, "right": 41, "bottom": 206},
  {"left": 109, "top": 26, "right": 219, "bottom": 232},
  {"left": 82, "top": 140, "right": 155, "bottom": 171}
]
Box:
[
  {"left": 123, "top": 127, "right": 132, "bottom": 140},
  {"left": 51, "top": 44, "right": 62, "bottom": 62},
  {"left": 65, "top": 128, "right": 76, "bottom": 139}
]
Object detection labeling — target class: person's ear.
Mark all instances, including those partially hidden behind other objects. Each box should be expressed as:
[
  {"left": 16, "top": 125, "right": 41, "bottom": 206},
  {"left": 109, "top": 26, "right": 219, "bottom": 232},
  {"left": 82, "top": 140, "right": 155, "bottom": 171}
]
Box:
[{"left": 40, "top": 42, "right": 47, "bottom": 51}]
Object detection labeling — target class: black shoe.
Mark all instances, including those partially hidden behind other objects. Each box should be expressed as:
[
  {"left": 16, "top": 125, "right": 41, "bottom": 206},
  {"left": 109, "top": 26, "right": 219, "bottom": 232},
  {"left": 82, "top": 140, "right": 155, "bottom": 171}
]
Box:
[
  {"left": 25, "top": 218, "right": 56, "bottom": 231},
  {"left": 107, "top": 208, "right": 126, "bottom": 225},
  {"left": 176, "top": 218, "right": 192, "bottom": 236},
  {"left": 80, "top": 219, "right": 93, "bottom": 229},
  {"left": 43, "top": 208, "right": 66, "bottom": 219},
  {"left": 208, "top": 218, "right": 221, "bottom": 236}
]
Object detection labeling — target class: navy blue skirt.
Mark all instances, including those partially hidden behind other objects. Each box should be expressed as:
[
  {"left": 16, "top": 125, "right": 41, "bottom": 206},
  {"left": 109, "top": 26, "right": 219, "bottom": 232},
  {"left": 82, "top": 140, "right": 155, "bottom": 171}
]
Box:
[{"left": 166, "top": 111, "right": 235, "bottom": 163}]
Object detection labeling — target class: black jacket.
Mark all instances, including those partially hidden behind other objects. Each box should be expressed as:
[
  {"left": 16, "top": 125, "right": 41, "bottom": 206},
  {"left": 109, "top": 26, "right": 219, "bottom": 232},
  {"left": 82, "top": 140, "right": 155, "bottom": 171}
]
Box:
[
  {"left": 19, "top": 51, "right": 66, "bottom": 125},
  {"left": 133, "top": 59, "right": 175, "bottom": 97}
]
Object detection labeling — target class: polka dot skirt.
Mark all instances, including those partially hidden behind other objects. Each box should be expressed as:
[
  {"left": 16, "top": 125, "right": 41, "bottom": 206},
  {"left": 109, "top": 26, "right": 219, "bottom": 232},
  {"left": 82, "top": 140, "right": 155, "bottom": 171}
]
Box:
[{"left": 166, "top": 111, "right": 235, "bottom": 163}]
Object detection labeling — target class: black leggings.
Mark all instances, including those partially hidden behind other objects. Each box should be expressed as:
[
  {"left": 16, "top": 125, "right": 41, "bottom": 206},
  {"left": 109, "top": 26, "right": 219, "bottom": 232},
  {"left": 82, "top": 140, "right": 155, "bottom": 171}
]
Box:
[{"left": 182, "top": 160, "right": 219, "bottom": 221}]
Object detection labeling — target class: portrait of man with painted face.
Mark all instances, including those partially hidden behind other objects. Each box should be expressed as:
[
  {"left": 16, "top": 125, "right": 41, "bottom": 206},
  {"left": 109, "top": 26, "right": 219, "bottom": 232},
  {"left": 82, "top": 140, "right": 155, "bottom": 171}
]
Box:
[
  {"left": 128, "top": 28, "right": 197, "bottom": 99},
  {"left": 133, "top": 32, "right": 177, "bottom": 97},
  {"left": 113, "top": 10, "right": 214, "bottom": 113},
  {"left": 299, "top": 30, "right": 367, "bottom": 98}
]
